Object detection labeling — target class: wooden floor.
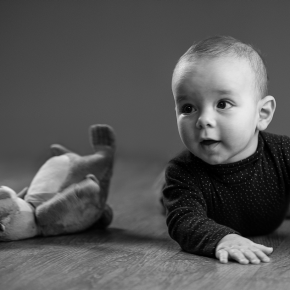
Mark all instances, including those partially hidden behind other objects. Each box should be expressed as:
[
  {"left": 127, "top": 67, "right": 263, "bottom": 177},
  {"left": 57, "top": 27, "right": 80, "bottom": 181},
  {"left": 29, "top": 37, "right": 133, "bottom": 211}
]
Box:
[{"left": 1, "top": 157, "right": 290, "bottom": 290}]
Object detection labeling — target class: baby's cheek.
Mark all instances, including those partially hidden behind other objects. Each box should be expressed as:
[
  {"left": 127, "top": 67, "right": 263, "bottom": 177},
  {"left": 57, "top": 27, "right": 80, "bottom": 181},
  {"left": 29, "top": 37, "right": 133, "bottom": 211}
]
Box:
[
  {"left": 223, "top": 126, "right": 250, "bottom": 151},
  {"left": 221, "top": 126, "right": 242, "bottom": 148},
  {"left": 179, "top": 128, "right": 194, "bottom": 147}
]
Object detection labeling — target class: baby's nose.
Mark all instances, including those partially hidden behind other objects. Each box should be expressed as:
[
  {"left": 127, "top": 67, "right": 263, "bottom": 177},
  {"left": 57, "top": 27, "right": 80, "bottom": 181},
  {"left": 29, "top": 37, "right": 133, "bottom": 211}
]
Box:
[{"left": 196, "top": 111, "right": 216, "bottom": 129}]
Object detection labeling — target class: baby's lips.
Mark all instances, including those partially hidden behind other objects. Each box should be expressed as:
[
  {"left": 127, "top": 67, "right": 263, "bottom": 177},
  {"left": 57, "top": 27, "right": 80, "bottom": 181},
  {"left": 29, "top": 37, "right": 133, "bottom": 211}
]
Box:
[{"left": 200, "top": 139, "right": 220, "bottom": 146}]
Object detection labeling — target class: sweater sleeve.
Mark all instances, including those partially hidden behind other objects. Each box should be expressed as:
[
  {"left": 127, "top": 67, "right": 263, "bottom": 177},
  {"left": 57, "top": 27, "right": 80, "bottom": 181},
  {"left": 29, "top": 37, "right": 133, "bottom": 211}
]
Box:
[{"left": 163, "top": 158, "right": 239, "bottom": 258}]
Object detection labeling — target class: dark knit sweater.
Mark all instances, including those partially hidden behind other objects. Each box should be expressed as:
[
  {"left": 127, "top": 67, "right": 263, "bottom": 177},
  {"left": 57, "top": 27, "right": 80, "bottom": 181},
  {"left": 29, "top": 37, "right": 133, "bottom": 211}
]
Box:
[{"left": 163, "top": 131, "right": 290, "bottom": 257}]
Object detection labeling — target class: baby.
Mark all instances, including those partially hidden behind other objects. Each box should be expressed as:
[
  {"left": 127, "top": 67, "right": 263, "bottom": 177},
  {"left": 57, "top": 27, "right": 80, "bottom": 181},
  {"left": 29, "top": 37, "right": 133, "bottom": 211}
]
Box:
[{"left": 162, "top": 35, "right": 290, "bottom": 265}]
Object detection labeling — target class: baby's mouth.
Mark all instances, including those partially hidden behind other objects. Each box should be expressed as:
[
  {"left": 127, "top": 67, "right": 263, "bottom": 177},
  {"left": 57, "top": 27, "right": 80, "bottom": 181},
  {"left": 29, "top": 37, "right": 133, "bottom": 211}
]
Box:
[{"left": 200, "top": 139, "right": 220, "bottom": 146}]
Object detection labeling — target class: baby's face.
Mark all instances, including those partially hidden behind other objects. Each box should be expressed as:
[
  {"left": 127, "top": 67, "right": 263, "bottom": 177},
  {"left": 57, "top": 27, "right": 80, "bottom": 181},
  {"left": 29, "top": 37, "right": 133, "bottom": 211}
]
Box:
[{"left": 172, "top": 56, "right": 261, "bottom": 164}]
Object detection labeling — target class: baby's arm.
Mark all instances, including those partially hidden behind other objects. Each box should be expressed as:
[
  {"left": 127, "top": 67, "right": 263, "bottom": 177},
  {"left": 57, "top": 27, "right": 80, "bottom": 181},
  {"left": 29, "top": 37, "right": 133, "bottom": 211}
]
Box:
[
  {"left": 163, "top": 158, "right": 273, "bottom": 264},
  {"left": 163, "top": 161, "right": 239, "bottom": 258},
  {"left": 216, "top": 234, "right": 273, "bottom": 264}
]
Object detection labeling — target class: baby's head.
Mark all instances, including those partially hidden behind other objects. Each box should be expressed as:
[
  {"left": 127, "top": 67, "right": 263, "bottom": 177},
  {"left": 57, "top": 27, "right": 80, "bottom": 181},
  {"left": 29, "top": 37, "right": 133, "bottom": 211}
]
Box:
[{"left": 172, "top": 36, "right": 276, "bottom": 165}]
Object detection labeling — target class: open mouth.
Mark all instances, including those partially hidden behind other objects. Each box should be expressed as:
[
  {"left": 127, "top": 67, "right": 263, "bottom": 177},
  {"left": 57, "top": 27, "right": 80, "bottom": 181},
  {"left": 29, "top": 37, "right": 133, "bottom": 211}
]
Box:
[{"left": 200, "top": 140, "right": 220, "bottom": 146}]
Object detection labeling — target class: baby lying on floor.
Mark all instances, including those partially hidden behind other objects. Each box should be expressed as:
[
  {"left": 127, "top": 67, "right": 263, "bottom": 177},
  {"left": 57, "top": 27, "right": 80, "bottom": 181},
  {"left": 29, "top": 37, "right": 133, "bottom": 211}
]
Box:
[{"left": 162, "top": 35, "right": 290, "bottom": 265}]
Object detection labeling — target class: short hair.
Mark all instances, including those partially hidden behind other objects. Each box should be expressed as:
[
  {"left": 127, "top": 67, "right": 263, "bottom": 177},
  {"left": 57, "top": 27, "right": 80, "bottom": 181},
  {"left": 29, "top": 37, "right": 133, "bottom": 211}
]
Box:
[{"left": 174, "top": 35, "right": 268, "bottom": 99}]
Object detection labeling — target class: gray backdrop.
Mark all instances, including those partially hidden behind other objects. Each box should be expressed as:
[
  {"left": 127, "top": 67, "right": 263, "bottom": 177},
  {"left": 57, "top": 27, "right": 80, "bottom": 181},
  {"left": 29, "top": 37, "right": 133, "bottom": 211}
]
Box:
[{"left": 1, "top": 0, "right": 289, "bottom": 166}]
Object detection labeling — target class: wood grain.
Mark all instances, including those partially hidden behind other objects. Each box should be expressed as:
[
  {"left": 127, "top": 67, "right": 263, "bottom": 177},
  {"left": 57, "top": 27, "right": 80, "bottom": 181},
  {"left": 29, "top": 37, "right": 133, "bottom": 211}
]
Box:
[{"left": 0, "top": 157, "right": 290, "bottom": 290}]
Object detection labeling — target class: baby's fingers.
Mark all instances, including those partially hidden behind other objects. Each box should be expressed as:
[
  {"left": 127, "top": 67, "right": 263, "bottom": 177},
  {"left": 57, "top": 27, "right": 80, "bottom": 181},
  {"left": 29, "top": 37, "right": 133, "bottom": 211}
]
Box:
[
  {"left": 254, "top": 244, "right": 273, "bottom": 255},
  {"left": 228, "top": 249, "right": 249, "bottom": 264},
  {"left": 241, "top": 249, "right": 260, "bottom": 264},
  {"left": 216, "top": 249, "right": 229, "bottom": 263},
  {"left": 252, "top": 249, "right": 271, "bottom": 263}
]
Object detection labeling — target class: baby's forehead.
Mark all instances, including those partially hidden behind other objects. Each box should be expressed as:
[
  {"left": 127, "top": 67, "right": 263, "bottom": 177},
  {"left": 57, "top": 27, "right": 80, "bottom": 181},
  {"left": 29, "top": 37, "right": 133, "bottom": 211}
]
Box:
[
  {"left": 177, "top": 55, "right": 251, "bottom": 72},
  {"left": 173, "top": 56, "right": 254, "bottom": 84},
  {"left": 172, "top": 56, "right": 259, "bottom": 100}
]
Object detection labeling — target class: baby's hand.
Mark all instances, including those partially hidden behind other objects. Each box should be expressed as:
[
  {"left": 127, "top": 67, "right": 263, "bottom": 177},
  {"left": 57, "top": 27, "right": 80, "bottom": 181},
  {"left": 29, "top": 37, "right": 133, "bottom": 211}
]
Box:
[{"left": 215, "top": 234, "right": 273, "bottom": 265}]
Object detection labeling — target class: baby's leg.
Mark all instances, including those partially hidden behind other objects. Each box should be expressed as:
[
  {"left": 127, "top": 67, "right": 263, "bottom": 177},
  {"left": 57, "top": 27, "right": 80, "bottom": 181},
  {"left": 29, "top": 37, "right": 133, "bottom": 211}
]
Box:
[{"left": 36, "top": 175, "right": 107, "bottom": 236}]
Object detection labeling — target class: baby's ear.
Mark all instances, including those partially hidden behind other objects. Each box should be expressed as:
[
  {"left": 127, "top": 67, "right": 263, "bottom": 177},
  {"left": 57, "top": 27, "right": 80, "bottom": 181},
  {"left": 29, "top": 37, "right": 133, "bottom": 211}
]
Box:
[{"left": 257, "top": 95, "right": 276, "bottom": 131}]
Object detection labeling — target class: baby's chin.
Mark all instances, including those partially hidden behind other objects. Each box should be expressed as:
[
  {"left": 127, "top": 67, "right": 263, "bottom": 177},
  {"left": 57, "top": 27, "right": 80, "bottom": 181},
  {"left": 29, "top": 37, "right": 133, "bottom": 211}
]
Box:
[
  {"left": 191, "top": 151, "right": 229, "bottom": 165},
  {"left": 199, "top": 154, "right": 244, "bottom": 165},
  {"left": 201, "top": 158, "right": 225, "bottom": 165}
]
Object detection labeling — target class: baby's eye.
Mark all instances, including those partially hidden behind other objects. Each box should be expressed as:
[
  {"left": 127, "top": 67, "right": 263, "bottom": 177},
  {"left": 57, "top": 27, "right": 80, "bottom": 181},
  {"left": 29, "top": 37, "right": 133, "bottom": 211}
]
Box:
[
  {"left": 181, "top": 104, "right": 195, "bottom": 114},
  {"left": 217, "top": 100, "right": 233, "bottom": 109}
]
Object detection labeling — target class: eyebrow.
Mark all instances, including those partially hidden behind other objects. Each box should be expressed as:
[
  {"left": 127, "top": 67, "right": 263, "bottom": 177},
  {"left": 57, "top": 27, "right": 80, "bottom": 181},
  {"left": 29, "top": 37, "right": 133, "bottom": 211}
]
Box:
[
  {"left": 175, "top": 95, "right": 189, "bottom": 104},
  {"left": 215, "top": 89, "right": 233, "bottom": 96}
]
